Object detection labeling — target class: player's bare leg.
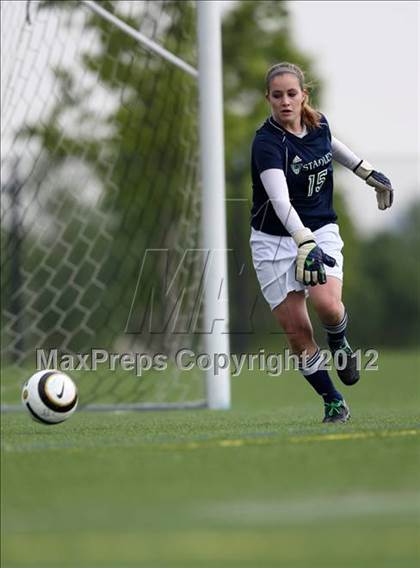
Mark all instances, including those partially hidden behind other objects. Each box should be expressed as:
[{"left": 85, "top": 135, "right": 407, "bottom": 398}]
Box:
[{"left": 308, "top": 276, "right": 360, "bottom": 386}]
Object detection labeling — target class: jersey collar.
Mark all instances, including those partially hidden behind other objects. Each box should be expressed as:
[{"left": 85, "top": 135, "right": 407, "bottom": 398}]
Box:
[
  {"left": 267, "top": 116, "right": 287, "bottom": 134},
  {"left": 267, "top": 116, "right": 311, "bottom": 140}
]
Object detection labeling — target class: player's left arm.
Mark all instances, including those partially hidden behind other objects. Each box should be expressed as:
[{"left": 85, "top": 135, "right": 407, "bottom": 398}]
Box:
[{"left": 331, "top": 136, "right": 394, "bottom": 210}]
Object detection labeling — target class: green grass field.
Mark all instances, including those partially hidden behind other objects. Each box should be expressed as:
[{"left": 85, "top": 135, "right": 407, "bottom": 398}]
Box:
[{"left": 2, "top": 351, "right": 420, "bottom": 567}]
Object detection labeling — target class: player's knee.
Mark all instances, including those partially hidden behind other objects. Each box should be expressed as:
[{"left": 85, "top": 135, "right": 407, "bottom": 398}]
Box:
[{"left": 314, "top": 296, "right": 342, "bottom": 323}]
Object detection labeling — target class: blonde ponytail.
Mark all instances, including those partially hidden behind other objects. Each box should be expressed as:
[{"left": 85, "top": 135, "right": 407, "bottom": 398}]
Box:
[{"left": 301, "top": 100, "right": 322, "bottom": 130}]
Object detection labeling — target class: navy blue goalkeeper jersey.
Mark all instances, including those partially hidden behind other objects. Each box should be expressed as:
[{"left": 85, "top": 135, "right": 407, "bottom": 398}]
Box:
[{"left": 251, "top": 115, "right": 337, "bottom": 236}]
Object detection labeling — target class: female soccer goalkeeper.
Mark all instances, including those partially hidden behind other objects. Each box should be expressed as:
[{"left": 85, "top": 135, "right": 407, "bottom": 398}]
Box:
[{"left": 250, "top": 62, "right": 394, "bottom": 423}]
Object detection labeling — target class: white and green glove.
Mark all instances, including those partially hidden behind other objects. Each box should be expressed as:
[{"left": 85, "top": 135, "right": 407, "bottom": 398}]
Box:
[
  {"left": 353, "top": 160, "right": 394, "bottom": 210},
  {"left": 293, "top": 228, "right": 336, "bottom": 286}
]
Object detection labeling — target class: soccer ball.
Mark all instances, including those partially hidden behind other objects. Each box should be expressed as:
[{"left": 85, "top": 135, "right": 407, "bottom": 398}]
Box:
[{"left": 21, "top": 370, "right": 78, "bottom": 425}]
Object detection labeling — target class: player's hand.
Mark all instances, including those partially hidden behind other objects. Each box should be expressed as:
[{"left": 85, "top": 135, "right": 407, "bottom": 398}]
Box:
[
  {"left": 366, "top": 171, "right": 394, "bottom": 210},
  {"left": 295, "top": 240, "right": 337, "bottom": 286},
  {"left": 353, "top": 160, "right": 394, "bottom": 210}
]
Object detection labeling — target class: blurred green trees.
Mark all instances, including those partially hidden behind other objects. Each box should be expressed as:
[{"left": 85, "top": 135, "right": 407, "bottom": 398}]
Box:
[
  {"left": 349, "top": 203, "right": 420, "bottom": 348},
  {"left": 2, "top": 1, "right": 201, "bottom": 359},
  {"left": 2, "top": 0, "right": 418, "bottom": 363},
  {"left": 222, "top": 1, "right": 418, "bottom": 351}
]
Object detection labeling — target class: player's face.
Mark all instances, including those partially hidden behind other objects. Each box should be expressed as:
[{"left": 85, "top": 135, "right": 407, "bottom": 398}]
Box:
[{"left": 266, "top": 73, "right": 306, "bottom": 128}]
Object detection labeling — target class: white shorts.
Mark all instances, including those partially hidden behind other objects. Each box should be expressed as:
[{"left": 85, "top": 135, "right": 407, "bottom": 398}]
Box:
[{"left": 250, "top": 223, "right": 344, "bottom": 310}]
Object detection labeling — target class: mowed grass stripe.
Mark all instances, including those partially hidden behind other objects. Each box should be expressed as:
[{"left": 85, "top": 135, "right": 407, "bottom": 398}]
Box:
[
  {"left": 200, "top": 491, "right": 420, "bottom": 524},
  {"left": 3, "top": 525, "right": 419, "bottom": 566},
  {"left": 2, "top": 427, "right": 419, "bottom": 454}
]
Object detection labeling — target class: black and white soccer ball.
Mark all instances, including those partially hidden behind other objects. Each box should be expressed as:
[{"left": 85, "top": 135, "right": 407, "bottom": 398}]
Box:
[{"left": 21, "top": 370, "right": 78, "bottom": 425}]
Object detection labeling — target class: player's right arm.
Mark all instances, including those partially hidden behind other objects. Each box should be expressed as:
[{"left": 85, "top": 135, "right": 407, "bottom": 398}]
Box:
[{"left": 259, "top": 168, "right": 336, "bottom": 286}]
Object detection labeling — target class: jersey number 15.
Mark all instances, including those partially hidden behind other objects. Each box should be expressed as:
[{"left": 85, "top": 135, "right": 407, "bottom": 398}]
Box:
[{"left": 307, "top": 168, "right": 328, "bottom": 197}]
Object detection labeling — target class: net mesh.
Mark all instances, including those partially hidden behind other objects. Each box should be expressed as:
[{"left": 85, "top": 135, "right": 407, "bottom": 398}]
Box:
[{"left": 1, "top": 0, "right": 206, "bottom": 408}]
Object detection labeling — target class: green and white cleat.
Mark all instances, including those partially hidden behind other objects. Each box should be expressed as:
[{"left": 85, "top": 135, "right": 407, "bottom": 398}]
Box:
[{"left": 323, "top": 399, "right": 351, "bottom": 423}]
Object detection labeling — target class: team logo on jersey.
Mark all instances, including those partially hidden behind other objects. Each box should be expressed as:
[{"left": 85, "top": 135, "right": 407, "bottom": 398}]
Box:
[{"left": 291, "top": 155, "right": 303, "bottom": 175}]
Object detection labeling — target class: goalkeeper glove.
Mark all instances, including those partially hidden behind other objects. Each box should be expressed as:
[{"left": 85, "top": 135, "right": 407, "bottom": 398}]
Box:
[
  {"left": 293, "top": 228, "right": 337, "bottom": 286},
  {"left": 353, "top": 160, "right": 394, "bottom": 210}
]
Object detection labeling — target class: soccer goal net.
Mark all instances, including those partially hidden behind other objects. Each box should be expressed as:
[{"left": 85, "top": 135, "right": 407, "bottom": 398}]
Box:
[{"left": 1, "top": 0, "right": 230, "bottom": 411}]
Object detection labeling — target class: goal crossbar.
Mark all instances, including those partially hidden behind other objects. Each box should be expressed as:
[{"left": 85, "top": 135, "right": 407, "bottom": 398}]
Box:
[{"left": 81, "top": 0, "right": 199, "bottom": 78}]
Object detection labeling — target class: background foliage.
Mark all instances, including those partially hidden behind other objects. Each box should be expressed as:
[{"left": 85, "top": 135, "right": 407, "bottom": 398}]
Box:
[
  {"left": 2, "top": 0, "right": 418, "bottom": 363},
  {"left": 221, "top": 1, "right": 419, "bottom": 352}
]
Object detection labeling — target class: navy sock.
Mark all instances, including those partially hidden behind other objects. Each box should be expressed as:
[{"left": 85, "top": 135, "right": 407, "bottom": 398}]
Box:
[
  {"left": 324, "top": 311, "right": 348, "bottom": 349},
  {"left": 304, "top": 369, "right": 343, "bottom": 403},
  {"left": 300, "top": 349, "right": 343, "bottom": 403}
]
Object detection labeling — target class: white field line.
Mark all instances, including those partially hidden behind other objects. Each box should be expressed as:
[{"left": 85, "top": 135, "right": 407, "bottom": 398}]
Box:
[{"left": 2, "top": 428, "right": 419, "bottom": 454}]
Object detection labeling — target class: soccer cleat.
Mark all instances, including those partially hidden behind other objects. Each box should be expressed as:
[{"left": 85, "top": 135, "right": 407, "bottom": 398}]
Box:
[
  {"left": 322, "top": 399, "right": 350, "bottom": 423},
  {"left": 330, "top": 338, "right": 360, "bottom": 386}
]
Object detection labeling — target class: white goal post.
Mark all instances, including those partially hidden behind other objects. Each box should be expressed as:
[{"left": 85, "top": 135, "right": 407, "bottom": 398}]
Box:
[
  {"left": 196, "top": 2, "right": 231, "bottom": 410},
  {"left": 1, "top": 0, "right": 230, "bottom": 411}
]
